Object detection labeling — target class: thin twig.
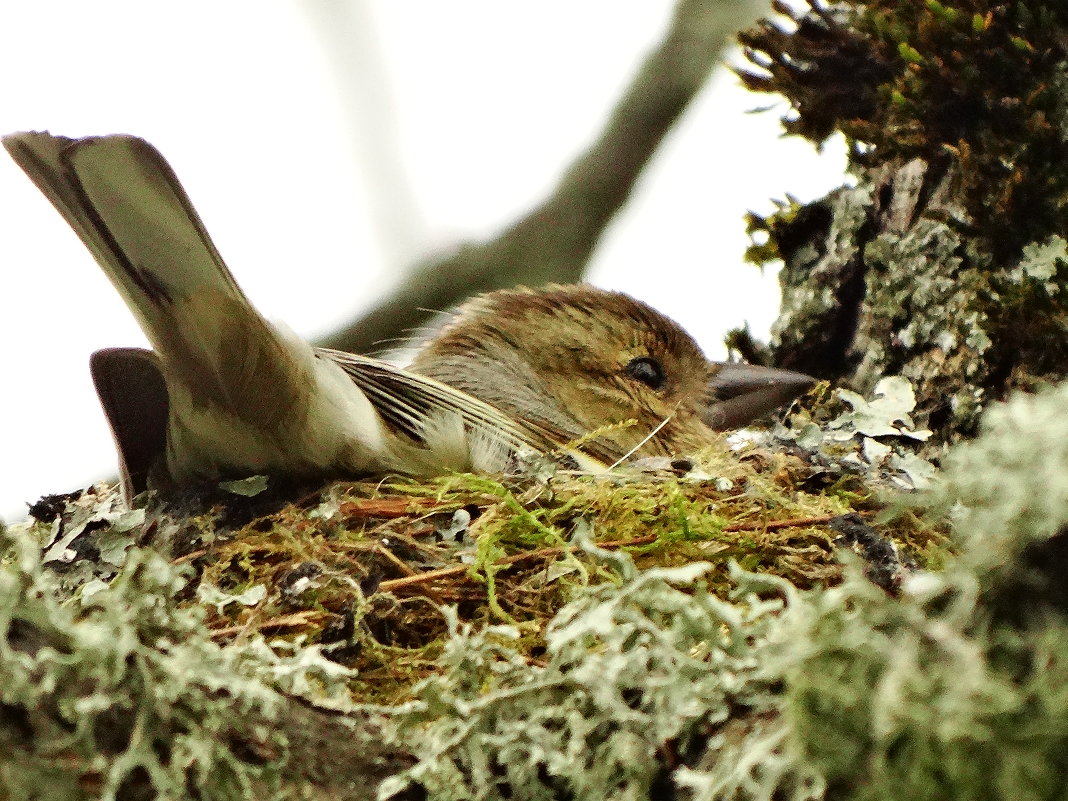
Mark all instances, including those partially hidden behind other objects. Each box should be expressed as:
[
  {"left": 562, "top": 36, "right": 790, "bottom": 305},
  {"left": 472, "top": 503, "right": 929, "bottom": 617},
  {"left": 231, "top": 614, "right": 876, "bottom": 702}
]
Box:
[
  {"left": 209, "top": 610, "right": 324, "bottom": 641},
  {"left": 378, "top": 512, "right": 844, "bottom": 592}
]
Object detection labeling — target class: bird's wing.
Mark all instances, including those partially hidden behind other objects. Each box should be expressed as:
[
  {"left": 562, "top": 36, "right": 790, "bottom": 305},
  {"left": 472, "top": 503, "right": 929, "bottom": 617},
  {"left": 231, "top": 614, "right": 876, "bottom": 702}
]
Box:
[
  {"left": 319, "top": 348, "right": 547, "bottom": 452},
  {"left": 323, "top": 349, "right": 615, "bottom": 472}
]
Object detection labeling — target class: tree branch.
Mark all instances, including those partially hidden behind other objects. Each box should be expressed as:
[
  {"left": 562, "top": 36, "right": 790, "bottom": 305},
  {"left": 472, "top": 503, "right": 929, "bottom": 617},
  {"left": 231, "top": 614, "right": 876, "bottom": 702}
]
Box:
[{"left": 321, "top": 0, "right": 768, "bottom": 354}]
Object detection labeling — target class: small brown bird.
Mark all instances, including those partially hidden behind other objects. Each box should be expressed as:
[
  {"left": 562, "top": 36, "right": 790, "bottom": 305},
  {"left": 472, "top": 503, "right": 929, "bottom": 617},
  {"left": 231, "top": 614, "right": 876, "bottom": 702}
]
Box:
[
  {"left": 411, "top": 286, "right": 811, "bottom": 465},
  {"left": 4, "top": 132, "right": 813, "bottom": 497}
]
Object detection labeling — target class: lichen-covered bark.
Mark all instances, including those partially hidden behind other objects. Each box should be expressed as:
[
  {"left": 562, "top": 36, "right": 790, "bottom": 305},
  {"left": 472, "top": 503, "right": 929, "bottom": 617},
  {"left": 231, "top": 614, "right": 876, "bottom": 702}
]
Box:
[
  {"left": 0, "top": 532, "right": 418, "bottom": 800},
  {"left": 740, "top": 0, "right": 1068, "bottom": 447}
]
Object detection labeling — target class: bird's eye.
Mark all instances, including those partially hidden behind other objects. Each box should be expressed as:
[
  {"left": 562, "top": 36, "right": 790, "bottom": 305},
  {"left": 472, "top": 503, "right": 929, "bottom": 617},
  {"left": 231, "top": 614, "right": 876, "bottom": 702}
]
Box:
[{"left": 625, "top": 356, "right": 666, "bottom": 390}]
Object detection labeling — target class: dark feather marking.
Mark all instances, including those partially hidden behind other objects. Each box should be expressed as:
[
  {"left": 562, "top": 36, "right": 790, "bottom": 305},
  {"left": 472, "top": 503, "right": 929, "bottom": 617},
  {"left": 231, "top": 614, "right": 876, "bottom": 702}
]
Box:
[
  {"left": 56, "top": 144, "right": 174, "bottom": 307},
  {"left": 321, "top": 349, "right": 542, "bottom": 452}
]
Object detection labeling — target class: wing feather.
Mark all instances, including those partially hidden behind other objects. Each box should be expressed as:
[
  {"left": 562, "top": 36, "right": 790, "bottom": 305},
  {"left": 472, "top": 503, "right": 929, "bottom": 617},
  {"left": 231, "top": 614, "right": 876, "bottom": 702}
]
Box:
[
  {"left": 319, "top": 349, "right": 546, "bottom": 451},
  {"left": 320, "top": 349, "right": 616, "bottom": 470}
]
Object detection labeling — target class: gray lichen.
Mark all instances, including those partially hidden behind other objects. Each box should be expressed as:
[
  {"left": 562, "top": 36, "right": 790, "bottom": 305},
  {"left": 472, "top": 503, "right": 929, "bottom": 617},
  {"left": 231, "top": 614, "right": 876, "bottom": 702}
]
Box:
[
  {"left": 0, "top": 527, "right": 379, "bottom": 800},
  {"left": 384, "top": 536, "right": 816, "bottom": 801},
  {"left": 383, "top": 382, "right": 1068, "bottom": 800},
  {"left": 6, "top": 379, "right": 1068, "bottom": 799}
]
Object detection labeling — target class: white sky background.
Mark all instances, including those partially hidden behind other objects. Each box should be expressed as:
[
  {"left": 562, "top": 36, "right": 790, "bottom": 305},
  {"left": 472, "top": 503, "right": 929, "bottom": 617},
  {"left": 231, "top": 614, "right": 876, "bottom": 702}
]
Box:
[{"left": 0, "top": 1, "right": 847, "bottom": 520}]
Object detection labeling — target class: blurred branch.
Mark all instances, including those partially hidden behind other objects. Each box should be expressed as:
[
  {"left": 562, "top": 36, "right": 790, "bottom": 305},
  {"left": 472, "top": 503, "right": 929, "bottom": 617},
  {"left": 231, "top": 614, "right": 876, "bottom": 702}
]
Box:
[
  {"left": 322, "top": 0, "right": 769, "bottom": 354},
  {"left": 302, "top": 0, "right": 428, "bottom": 268}
]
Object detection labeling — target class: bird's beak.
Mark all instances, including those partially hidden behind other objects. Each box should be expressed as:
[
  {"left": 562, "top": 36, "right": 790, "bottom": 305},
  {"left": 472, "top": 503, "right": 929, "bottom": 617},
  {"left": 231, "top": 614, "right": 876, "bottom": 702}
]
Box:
[{"left": 702, "top": 363, "right": 815, "bottom": 430}]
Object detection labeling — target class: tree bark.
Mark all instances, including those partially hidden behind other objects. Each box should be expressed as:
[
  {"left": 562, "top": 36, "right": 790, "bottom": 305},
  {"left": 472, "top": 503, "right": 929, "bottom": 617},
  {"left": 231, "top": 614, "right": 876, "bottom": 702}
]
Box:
[{"left": 739, "top": 0, "right": 1068, "bottom": 447}]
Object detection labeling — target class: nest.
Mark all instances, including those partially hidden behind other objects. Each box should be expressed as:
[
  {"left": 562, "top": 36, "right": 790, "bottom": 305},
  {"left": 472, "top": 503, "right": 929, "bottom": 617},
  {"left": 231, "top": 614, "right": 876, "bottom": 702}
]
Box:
[{"left": 25, "top": 429, "right": 946, "bottom": 706}]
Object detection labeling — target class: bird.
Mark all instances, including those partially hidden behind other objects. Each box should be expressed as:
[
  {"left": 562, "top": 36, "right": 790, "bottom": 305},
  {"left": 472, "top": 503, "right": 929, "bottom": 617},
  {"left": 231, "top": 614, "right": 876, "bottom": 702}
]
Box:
[
  {"left": 409, "top": 285, "right": 812, "bottom": 466},
  {"left": 3, "top": 131, "right": 814, "bottom": 499}
]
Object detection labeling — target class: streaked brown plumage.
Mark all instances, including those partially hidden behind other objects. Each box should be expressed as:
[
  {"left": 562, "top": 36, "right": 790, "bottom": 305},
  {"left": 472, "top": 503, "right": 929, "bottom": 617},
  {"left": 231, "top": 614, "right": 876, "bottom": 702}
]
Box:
[
  {"left": 412, "top": 285, "right": 808, "bottom": 465},
  {"left": 4, "top": 131, "right": 813, "bottom": 498}
]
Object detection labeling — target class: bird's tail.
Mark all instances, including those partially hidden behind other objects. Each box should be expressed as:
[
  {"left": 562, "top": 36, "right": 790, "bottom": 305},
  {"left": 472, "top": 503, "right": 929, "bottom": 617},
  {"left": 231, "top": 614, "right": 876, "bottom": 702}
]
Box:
[{"left": 3, "top": 132, "right": 300, "bottom": 419}]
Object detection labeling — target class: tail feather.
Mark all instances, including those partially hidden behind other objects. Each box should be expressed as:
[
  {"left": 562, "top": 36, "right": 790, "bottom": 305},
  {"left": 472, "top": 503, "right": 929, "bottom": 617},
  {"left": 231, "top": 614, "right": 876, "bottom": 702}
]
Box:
[
  {"left": 4, "top": 131, "right": 549, "bottom": 485},
  {"left": 3, "top": 133, "right": 114, "bottom": 270},
  {"left": 3, "top": 132, "right": 296, "bottom": 419},
  {"left": 89, "top": 347, "right": 169, "bottom": 499},
  {"left": 4, "top": 132, "right": 245, "bottom": 343}
]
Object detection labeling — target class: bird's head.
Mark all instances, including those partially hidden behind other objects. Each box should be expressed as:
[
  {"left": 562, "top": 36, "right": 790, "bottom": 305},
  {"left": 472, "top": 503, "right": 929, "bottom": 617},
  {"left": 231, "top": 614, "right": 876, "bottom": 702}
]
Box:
[{"left": 410, "top": 285, "right": 814, "bottom": 464}]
